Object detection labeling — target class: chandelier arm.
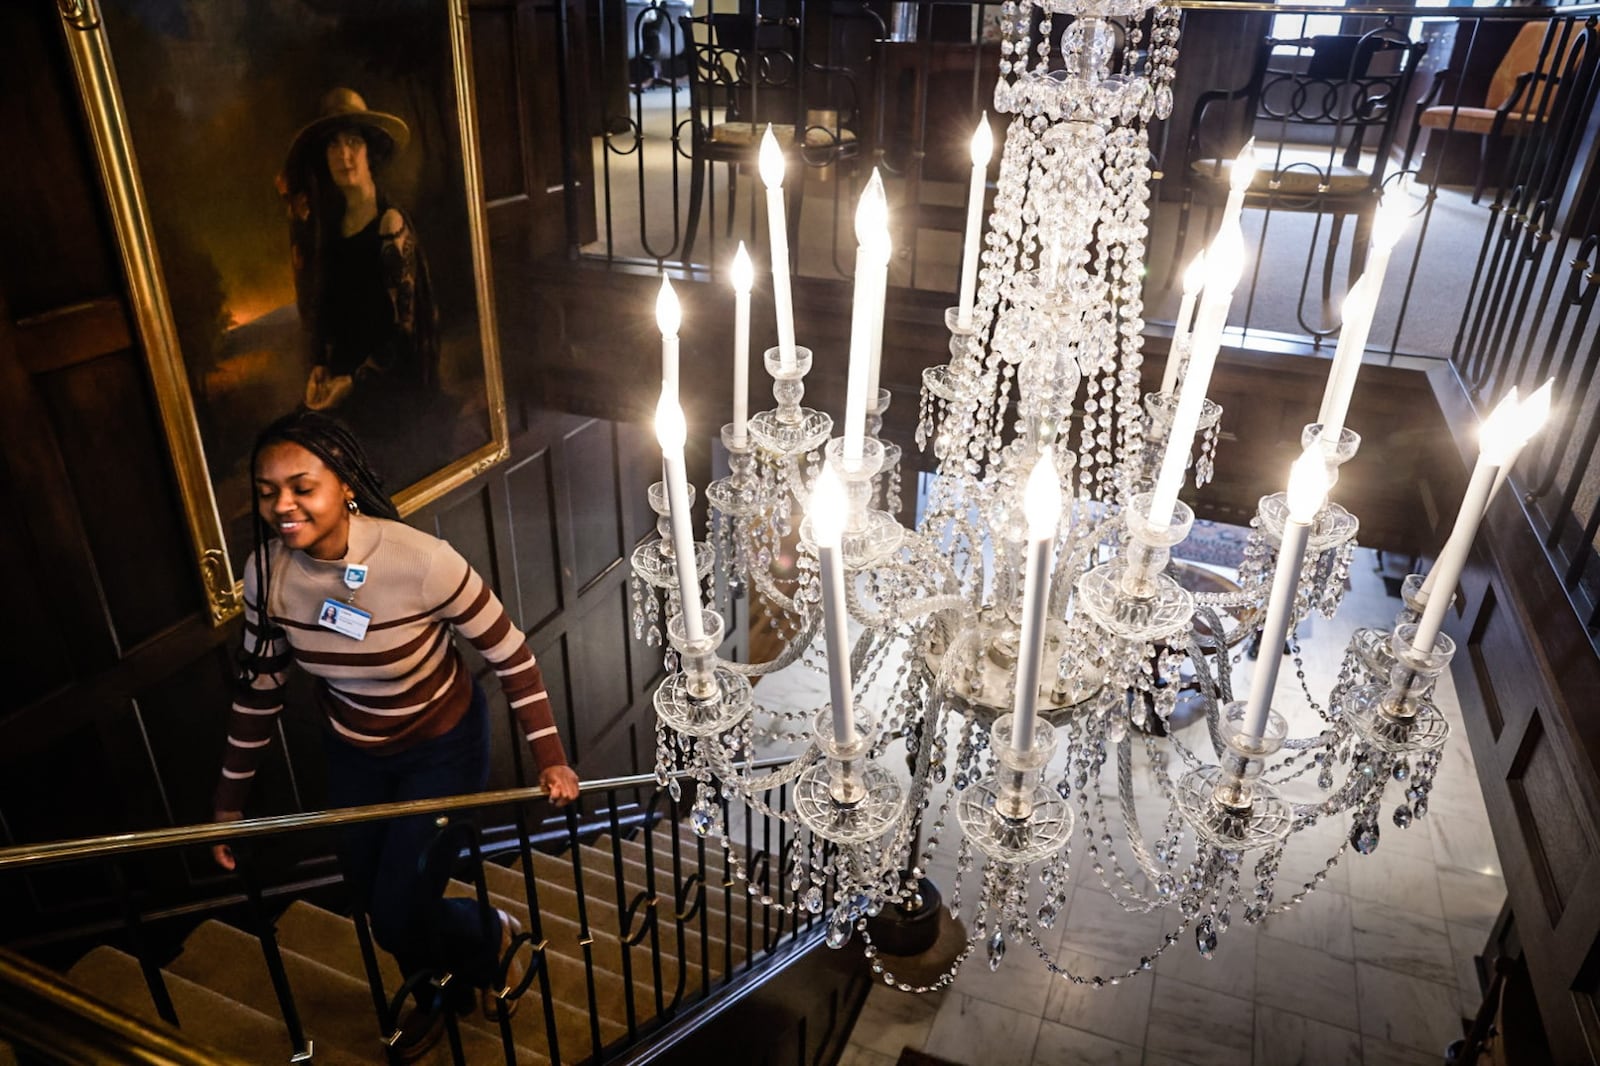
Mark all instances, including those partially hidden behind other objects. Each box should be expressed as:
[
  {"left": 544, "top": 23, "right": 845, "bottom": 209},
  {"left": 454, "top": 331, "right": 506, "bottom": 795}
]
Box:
[
  {"left": 1116, "top": 735, "right": 1185, "bottom": 898},
  {"left": 720, "top": 614, "right": 821, "bottom": 678}
]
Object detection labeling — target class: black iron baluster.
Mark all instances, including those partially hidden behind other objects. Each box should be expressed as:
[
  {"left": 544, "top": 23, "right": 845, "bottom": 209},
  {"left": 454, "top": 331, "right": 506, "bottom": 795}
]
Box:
[
  {"left": 605, "top": 800, "right": 646, "bottom": 1043},
  {"left": 235, "top": 855, "right": 312, "bottom": 1062},
  {"left": 564, "top": 804, "right": 606, "bottom": 1063},
  {"left": 349, "top": 908, "right": 393, "bottom": 1047},
  {"left": 511, "top": 807, "right": 563, "bottom": 1066},
  {"left": 108, "top": 859, "right": 177, "bottom": 1027}
]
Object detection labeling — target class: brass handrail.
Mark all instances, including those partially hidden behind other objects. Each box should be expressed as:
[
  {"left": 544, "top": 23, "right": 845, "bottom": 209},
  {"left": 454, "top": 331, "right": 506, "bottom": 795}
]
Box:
[
  {"left": 0, "top": 758, "right": 792, "bottom": 872},
  {"left": 0, "top": 946, "right": 247, "bottom": 1064}
]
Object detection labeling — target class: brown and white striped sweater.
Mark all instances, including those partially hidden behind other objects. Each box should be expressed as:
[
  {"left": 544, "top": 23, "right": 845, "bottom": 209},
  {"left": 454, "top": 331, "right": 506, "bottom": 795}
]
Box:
[{"left": 214, "top": 514, "right": 567, "bottom": 814}]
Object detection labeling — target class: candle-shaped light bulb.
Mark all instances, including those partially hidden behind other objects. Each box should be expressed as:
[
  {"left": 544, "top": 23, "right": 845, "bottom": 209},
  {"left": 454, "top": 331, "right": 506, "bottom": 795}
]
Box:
[
  {"left": 854, "top": 169, "right": 890, "bottom": 255},
  {"left": 1412, "top": 388, "right": 1525, "bottom": 651},
  {"left": 655, "top": 387, "right": 686, "bottom": 451},
  {"left": 1160, "top": 251, "right": 1210, "bottom": 394},
  {"left": 1024, "top": 449, "right": 1063, "bottom": 537},
  {"left": 1286, "top": 447, "right": 1330, "bottom": 522},
  {"left": 970, "top": 112, "right": 994, "bottom": 167},
  {"left": 657, "top": 275, "right": 681, "bottom": 397},
  {"left": 810, "top": 466, "right": 855, "bottom": 744},
  {"left": 1372, "top": 194, "right": 1411, "bottom": 253},
  {"left": 730, "top": 242, "right": 754, "bottom": 294},
  {"left": 655, "top": 389, "right": 703, "bottom": 642},
  {"left": 1148, "top": 230, "right": 1247, "bottom": 526},
  {"left": 957, "top": 114, "right": 994, "bottom": 329},
  {"left": 1220, "top": 139, "right": 1257, "bottom": 236},
  {"left": 1230, "top": 138, "right": 1258, "bottom": 192},
  {"left": 1013, "top": 448, "right": 1061, "bottom": 752},
  {"left": 1477, "top": 386, "right": 1527, "bottom": 463},
  {"left": 811, "top": 465, "right": 847, "bottom": 547},
  {"left": 730, "top": 242, "right": 753, "bottom": 448},
  {"left": 760, "top": 125, "right": 796, "bottom": 367},
  {"left": 759, "top": 125, "right": 785, "bottom": 189},
  {"left": 845, "top": 171, "right": 891, "bottom": 463},
  {"left": 1494, "top": 378, "right": 1554, "bottom": 461},
  {"left": 1241, "top": 448, "right": 1328, "bottom": 740}
]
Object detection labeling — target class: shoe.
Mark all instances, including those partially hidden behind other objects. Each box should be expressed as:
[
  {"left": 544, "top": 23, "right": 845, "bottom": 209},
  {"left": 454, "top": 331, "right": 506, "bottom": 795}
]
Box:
[
  {"left": 388, "top": 1001, "right": 445, "bottom": 1062},
  {"left": 481, "top": 907, "right": 525, "bottom": 1021}
]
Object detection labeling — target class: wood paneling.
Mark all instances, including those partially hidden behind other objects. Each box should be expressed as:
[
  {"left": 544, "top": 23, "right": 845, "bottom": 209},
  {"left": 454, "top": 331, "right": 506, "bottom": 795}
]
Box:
[
  {"left": 0, "top": 2, "right": 653, "bottom": 949},
  {"left": 505, "top": 447, "right": 563, "bottom": 631}
]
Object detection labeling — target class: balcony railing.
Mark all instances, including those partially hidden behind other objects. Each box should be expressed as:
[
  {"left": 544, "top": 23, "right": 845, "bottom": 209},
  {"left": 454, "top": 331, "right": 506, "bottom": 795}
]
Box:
[
  {"left": 568, "top": 0, "right": 1600, "bottom": 642},
  {"left": 0, "top": 763, "right": 815, "bottom": 1064}
]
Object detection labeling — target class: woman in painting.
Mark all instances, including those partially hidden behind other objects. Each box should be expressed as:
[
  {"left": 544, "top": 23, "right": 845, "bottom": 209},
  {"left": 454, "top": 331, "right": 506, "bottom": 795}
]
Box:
[
  {"left": 280, "top": 88, "right": 439, "bottom": 418},
  {"left": 211, "top": 411, "right": 581, "bottom": 1058}
]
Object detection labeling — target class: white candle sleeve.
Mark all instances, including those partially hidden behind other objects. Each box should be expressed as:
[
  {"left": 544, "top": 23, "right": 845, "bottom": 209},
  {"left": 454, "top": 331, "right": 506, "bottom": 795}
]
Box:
[{"left": 818, "top": 541, "right": 855, "bottom": 742}]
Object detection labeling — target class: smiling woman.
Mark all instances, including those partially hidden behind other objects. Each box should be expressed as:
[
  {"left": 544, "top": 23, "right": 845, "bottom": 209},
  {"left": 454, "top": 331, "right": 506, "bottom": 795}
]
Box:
[{"left": 215, "top": 409, "right": 580, "bottom": 1054}]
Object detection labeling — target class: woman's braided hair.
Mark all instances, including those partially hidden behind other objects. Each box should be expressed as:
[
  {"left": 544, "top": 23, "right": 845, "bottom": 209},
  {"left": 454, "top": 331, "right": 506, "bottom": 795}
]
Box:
[{"left": 240, "top": 410, "right": 400, "bottom": 681}]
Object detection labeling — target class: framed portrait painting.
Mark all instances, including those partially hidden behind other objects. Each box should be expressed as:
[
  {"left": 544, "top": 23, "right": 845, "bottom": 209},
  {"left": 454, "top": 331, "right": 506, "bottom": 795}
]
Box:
[{"left": 58, "top": 0, "right": 508, "bottom": 624}]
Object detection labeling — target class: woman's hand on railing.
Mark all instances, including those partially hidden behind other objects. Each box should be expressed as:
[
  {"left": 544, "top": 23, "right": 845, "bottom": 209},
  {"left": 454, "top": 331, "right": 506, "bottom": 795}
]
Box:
[
  {"left": 211, "top": 810, "right": 243, "bottom": 871},
  {"left": 540, "top": 766, "right": 581, "bottom": 807}
]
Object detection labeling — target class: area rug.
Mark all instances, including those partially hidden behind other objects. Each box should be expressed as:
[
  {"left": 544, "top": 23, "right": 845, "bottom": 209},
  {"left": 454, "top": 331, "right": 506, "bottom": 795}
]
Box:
[{"left": 1170, "top": 518, "right": 1251, "bottom": 569}]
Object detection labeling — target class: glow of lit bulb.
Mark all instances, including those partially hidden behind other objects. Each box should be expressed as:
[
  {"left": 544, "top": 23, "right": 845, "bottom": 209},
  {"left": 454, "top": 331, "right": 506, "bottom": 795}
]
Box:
[
  {"left": 655, "top": 389, "right": 686, "bottom": 452},
  {"left": 1477, "top": 388, "right": 1524, "bottom": 464},
  {"left": 809, "top": 466, "right": 847, "bottom": 548},
  {"left": 1341, "top": 274, "right": 1375, "bottom": 325},
  {"left": 730, "top": 242, "right": 753, "bottom": 294},
  {"left": 970, "top": 113, "right": 994, "bottom": 167},
  {"left": 1230, "top": 139, "right": 1258, "bottom": 192},
  {"left": 656, "top": 276, "right": 680, "bottom": 337},
  {"left": 1512, "top": 378, "right": 1554, "bottom": 449},
  {"left": 1286, "top": 449, "right": 1329, "bottom": 523},
  {"left": 758, "top": 125, "right": 785, "bottom": 189},
  {"left": 1023, "top": 449, "right": 1062, "bottom": 540},
  {"left": 1206, "top": 228, "right": 1247, "bottom": 294},
  {"left": 854, "top": 169, "right": 891, "bottom": 259},
  {"left": 1182, "top": 251, "right": 1207, "bottom": 297},
  {"left": 1372, "top": 194, "right": 1412, "bottom": 252}
]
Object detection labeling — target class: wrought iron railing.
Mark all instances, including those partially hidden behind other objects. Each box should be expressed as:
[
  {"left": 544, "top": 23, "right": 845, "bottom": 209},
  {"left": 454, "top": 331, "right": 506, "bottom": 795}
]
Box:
[
  {"left": 0, "top": 761, "right": 817, "bottom": 1065},
  {"left": 565, "top": 0, "right": 1600, "bottom": 636}
]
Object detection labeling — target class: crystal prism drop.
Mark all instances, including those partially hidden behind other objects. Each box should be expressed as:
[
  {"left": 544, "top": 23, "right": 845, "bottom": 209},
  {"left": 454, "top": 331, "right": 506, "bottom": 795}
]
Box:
[
  {"left": 1317, "top": 768, "right": 1334, "bottom": 790},
  {"left": 1195, "top": 916, "right": 1218, "bottom": 959},
  {"left": 987, "top": 930, "right": 1007, "bottom": 972},
  {"left": 1392, "top": 759, "right": 1411, "bottom": 782},
  {"left": 1414, "top": 797, "right": 1429, "bottom": 818},
  {"left": 1038, "top": 899, "right": 1059, "bottom": 929},
  {"left": 1350, "top": 822, "right": 1381, "bottom": 855},
  {"left": 1392, "top": 805, "right": 1413, "bottom": 829},
  {"left": 825, "top": 911, "right": 852, "bottom": 949},
  {"left": 690, "top": 802, "right": 714, "bottom": 836},
  {"left": 667, "top": 777, "right": 682, "bottom": 802}
]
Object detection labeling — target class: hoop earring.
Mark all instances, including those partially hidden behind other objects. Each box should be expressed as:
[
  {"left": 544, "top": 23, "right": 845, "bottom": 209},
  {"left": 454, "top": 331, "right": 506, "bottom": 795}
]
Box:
[{"left": 346, "top": 498, "right": 360, "bottom": 515}]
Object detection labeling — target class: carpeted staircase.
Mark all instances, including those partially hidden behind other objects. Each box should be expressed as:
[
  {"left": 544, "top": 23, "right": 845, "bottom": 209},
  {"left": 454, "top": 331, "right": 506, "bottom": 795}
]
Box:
[{"left": 63, "top": 818, "right": 780, "bottom": 1064}]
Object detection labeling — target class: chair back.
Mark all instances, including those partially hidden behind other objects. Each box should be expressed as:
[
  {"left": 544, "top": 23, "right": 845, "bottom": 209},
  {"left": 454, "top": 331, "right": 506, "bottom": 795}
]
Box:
[
  {"left": 1486, "top": 21, "right": 1571, "bottom": 111},
  {"left": 1253, "top": 28, "right": 1426, "bottom": 190},
  {"left": 680, "top": 14, "right": 801, "bottom": 137}
]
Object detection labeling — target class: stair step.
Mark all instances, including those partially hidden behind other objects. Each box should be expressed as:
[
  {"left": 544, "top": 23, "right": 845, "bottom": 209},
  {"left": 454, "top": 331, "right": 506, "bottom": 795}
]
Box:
[
  {"left": 65, "top": 944, "right": 365, "bottom": 1066},
  {"left": 167, "top": 919, "right": 546, "bottom": 1064},
  {"left": 441, "top": 882, "right": 632, "bottom": 1058}
]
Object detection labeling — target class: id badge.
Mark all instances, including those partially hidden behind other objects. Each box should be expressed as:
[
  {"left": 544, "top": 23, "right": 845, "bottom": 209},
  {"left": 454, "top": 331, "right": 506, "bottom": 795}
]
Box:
[{"left": 317, "top": 598, "right": 372, "bottom": 640}]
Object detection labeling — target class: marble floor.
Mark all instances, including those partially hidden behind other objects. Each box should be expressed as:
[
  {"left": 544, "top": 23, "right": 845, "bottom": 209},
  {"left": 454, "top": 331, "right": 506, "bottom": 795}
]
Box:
[{"left": 747, "top": 546, "right": 1503, "bottom": 1066}]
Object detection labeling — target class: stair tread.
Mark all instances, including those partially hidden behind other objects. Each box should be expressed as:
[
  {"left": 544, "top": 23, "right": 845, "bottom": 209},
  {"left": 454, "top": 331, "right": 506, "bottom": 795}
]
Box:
[
  {"left": 276, "top": 897, "right": 625, "bottom": 1062},
  {"left": 65, "top": 944, "right": 366, "bottom": 1066}
]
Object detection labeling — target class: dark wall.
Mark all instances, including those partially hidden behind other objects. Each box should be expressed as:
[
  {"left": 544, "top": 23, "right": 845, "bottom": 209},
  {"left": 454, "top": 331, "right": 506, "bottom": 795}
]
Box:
[{"left": 0, "top": 0, "right": 674, "bottom": 944}]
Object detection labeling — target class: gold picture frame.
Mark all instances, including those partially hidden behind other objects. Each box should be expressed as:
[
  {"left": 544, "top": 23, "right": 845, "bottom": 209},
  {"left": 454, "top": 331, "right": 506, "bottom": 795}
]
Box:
[{"left": 57, "top": 0, "right": 509, "bottom": 625}]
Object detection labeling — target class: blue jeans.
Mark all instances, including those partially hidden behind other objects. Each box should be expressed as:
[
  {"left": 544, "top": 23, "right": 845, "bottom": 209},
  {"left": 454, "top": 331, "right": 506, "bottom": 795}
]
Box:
[{"left": 323, "top": 681, "right": 503, "bottom": 995}]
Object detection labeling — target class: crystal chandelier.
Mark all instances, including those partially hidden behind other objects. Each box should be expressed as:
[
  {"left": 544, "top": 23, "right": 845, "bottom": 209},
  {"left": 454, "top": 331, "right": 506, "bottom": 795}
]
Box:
[{"left": 628, "top": 1, "right": 1553, "bottom": 987}]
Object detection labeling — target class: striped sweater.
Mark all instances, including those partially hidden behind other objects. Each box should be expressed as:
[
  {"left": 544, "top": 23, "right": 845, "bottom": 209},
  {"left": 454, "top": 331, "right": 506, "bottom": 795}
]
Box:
[{"left": 214, "top": 514, "right": 567, "bottom": 814}]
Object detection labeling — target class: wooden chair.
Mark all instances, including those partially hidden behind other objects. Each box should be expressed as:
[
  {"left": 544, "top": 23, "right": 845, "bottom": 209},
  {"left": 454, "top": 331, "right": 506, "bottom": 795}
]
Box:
[
  {"left": 1403, "top": 21, "right": 1580, "bottom": 203},
  {"left": 1170, "top": 28, "right": 1425, "bottom": 312},
  {"left": 676, "top": 13, "right": 862, "bottom": 265}
]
